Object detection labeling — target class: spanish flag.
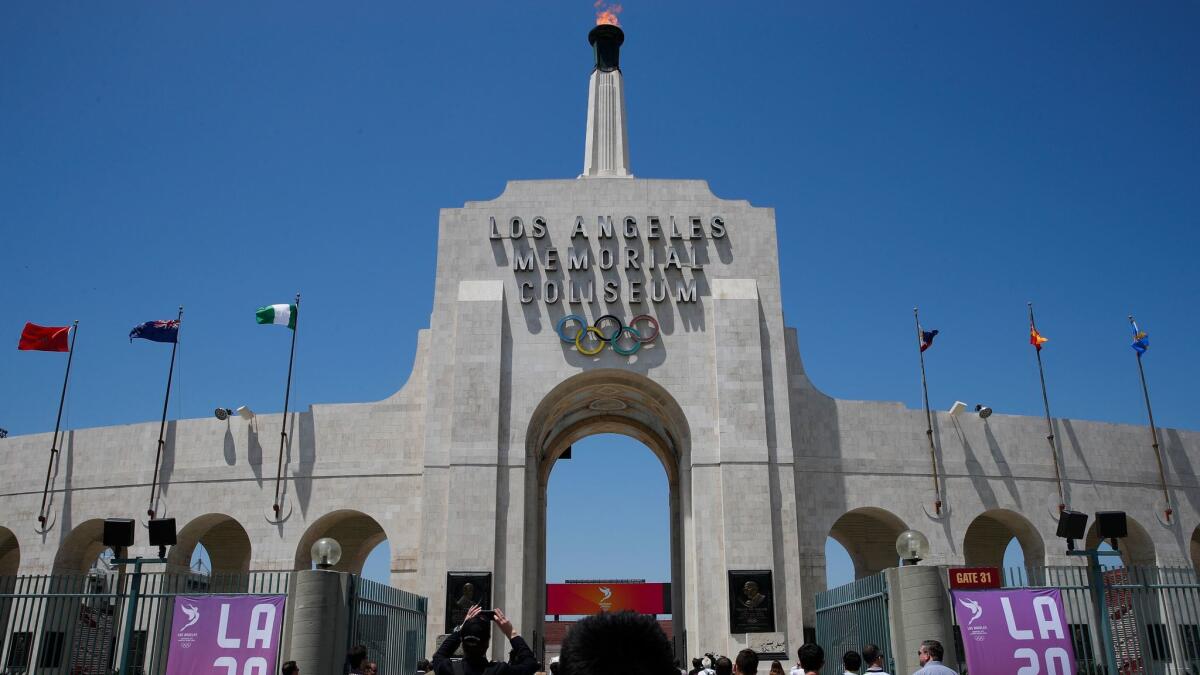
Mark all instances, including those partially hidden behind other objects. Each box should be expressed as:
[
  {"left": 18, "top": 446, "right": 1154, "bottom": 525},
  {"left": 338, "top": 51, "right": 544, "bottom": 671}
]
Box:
[{"left": 1030, "top": 325, "right": 1048, "bottom": 351}]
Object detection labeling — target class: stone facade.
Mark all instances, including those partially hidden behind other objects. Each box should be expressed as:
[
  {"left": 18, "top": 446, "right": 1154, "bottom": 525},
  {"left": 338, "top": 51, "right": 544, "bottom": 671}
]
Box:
[{"left": 2, "top": 25, "right": 1200, "bottom": 663}]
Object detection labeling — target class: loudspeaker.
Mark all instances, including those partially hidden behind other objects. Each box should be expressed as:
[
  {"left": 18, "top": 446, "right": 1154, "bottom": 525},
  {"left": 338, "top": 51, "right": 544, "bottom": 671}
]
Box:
[
  {"left": 148, "top": 518, "right": 177, "bottom": 547},
  {"left": 1096, "top": 511, "right": 1128, "bottom": 541},
  {"left": 1056, "top": 510, "right": 1088, "bottom": 541},
  {"left": 103, "top": 518, "right": 135, "bottom": 549}
]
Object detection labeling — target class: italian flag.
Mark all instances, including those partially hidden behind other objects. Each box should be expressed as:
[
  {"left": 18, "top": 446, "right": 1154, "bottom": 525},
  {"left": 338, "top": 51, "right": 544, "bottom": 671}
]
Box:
[{"left": 256, "top": 304, "right": 297, "bottom": 329}]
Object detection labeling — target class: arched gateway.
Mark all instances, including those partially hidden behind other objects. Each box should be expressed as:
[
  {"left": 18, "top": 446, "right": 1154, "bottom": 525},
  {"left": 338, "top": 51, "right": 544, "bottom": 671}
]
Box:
[
  {"left": 1, "top": 21, "right": 1199, "bottom": 666},
  {"left": 526, "top": 370, "right": 691, "bottom": 651}
]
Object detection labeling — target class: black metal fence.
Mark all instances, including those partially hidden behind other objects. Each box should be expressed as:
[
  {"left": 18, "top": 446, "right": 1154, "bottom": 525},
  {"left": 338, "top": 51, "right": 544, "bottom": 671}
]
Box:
[
  {"left": 0, "top": 569, "right": 290, "bottom": 674},
  {"left": 814, "top": 573, "right": 894, "bottom": 675},
  {"left": 348, "top": 575, "right": 428, "bottom": 675}
]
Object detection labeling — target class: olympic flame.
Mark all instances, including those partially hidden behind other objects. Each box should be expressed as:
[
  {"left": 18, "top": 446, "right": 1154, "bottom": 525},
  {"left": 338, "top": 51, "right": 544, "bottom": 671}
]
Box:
[{"left": 594, "top": 0, "right": 622, "bottom": 26}]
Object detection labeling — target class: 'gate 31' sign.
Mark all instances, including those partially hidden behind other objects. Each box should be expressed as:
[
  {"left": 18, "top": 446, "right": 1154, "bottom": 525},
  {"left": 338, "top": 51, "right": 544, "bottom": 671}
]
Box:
[
  {"left": 952, "top": 589, "right": 1077, "bottom": 675},
  {"left": 166, "top": 595, "right": 285, "bottom": 675}
]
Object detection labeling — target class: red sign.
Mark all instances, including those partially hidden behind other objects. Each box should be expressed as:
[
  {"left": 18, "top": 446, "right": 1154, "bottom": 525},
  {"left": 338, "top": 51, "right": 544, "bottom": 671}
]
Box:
[
  {"left": 546, "top": 583, "right": 670, "bottom": 615},
  {"left": 949, "top": 567, "right": 1002, "bottom": 589}
]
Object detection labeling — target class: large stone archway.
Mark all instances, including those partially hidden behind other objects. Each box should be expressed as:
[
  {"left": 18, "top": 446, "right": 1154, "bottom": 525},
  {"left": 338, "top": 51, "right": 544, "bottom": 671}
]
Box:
[
  {"left": 828, "top": 508, "right": 907, "bottom": 579},
  {"left": 524, "top": 369, "right": 691, "bottom": 654},
  {"left": 963, "top": 509, "right": 1046, "bottom": 569}
]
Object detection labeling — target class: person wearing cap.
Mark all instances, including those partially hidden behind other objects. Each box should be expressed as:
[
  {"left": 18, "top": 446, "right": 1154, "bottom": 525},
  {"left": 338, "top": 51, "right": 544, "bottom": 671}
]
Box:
[{"left": 432, "top": 604, "right": 538, "bottom": 675}]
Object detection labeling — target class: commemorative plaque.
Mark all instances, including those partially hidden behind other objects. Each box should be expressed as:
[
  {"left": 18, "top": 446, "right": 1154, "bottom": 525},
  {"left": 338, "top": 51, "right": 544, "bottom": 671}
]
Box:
[
  {"left": 445, "top": 572, "right": 492, "bottom": 633},
  {"left": 728, "top": 570, "right": 776, "bottom": 633}
]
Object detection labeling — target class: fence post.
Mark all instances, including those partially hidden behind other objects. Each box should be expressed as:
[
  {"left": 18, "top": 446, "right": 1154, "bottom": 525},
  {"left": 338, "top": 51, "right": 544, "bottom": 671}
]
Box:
[
  {"left": 884, "top": 565, "right": 960, "bottom": 675},
  {"left": 281, "top": 569, "right": 353, "bottom": 671}
]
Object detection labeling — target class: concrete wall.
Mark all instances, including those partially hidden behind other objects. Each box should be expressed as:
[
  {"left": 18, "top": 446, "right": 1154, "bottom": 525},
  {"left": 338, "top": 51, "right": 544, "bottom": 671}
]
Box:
[{"left": 2, "top": 178, "right": 1199, "bottom": 661}]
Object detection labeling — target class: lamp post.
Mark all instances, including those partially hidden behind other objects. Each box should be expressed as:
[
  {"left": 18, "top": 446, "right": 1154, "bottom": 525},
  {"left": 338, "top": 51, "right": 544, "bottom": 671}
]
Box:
[{"left": 107, "top": 517, "right": 176, "bottom": 675}]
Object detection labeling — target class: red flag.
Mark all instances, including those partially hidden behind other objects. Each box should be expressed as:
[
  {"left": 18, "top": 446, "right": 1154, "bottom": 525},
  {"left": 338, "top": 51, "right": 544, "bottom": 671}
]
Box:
[
  {"left": 1030, "top": 326, "right": 1048, "bottom": 352},
  {"left": 18, "top": 323, "right": 71, "bottom": 352}
]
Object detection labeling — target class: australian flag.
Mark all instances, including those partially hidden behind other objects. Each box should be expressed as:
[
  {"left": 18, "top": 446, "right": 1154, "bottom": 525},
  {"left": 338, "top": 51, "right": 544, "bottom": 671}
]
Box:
[{"left": 130, "top": 320, "right": 179, "bottom": 343}]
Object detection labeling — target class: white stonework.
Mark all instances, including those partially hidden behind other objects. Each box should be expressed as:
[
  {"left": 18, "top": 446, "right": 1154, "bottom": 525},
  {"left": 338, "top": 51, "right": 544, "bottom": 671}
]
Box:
[
  {"left": 581, "top": 68, "right": 632, "bottom": 179},
  {"left": 2, "top": 25, "right": 1200, "bottom": 663}
]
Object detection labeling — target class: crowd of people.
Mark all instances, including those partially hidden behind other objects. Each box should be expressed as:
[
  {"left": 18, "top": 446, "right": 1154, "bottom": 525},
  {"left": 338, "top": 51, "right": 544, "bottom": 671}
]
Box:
[
  {"left": 680, "top": 637, "right": 956, "bottom": 675},
  {"left": 280, "top": 607, "right": 957, "bottom": 675}
]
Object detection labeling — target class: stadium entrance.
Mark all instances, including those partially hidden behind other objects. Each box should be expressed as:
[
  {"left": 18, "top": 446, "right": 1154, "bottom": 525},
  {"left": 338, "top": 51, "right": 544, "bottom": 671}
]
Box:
[{"left": 527, "top": 370, "right": 689, "bottom": 660}]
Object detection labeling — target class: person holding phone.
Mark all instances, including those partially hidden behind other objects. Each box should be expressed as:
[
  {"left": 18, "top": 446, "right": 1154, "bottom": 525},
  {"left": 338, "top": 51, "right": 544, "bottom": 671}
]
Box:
[{"left": 432, "top": 604, "right": 538, "bottom": 675}]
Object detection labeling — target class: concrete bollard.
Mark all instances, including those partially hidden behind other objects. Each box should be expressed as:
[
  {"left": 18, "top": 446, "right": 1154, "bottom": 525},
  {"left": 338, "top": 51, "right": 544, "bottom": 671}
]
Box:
[
  {"left": 885, "top": 565, "right": 961, "bottom": 675},
  {"left": 281, "top": 569, "right": 353, "bottom": 672}
]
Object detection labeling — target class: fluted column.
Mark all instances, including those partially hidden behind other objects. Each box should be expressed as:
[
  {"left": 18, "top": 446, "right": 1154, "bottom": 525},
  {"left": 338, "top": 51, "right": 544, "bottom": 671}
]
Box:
[{"left": 580, "top": 24, "right": 632, "bottom": 178}]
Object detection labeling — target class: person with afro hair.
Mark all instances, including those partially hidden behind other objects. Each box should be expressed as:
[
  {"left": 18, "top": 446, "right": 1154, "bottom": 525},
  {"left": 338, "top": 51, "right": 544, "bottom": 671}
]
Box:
[{"left": 558, "top": 611, "right": 677, "bottom": 675}]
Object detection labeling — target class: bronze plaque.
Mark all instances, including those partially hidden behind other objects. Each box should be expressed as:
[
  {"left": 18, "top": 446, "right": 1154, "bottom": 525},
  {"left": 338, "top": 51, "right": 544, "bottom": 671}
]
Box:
[
  {"left": 728, "top": 570, "right": 776, "bottom": 633},
  {"left": 445, "top": 572, "right": 492, "bottom": 633}
]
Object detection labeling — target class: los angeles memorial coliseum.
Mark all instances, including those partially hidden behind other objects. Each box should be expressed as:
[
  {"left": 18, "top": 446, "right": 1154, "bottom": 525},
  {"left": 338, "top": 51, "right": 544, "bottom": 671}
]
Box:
[{"left": 2, "top": 20, "right": 1198, "bottom": 671}]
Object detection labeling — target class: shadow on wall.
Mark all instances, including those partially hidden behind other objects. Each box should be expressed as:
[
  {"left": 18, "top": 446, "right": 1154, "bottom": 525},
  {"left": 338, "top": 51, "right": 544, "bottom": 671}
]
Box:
[
  {"left": 295, "top": 411, "right": 316, "bottom": 518},
  {"left": 785, "top": 326, "right": 846, "bottom": 620}
]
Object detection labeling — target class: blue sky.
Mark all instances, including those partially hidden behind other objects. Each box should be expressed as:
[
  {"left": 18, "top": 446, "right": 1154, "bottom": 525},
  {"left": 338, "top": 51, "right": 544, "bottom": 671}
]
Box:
[{"left": 4, "top": 2, "right": 1197, "bottom": 589}]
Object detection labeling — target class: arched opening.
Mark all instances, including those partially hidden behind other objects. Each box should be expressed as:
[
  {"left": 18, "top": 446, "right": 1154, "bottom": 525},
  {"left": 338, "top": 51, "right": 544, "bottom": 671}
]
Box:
[
  {"left": 1191, "top": 527, "right": 1200, "bottom": 576},
  {"left": 53, "top": 519, "right": 112, "bottom": 574},
  {"left": 825, "top": 538, "right": 854, "bottom": 589},
  {"left": 543, "top": 433, "right": 671, "bottom": 654},
  {"left": 167, "top": 514, "right": 252, "bottom": 576},
  {"left": 963, "top": 509, "right": 1046, "bottom": 571},
  {"left": 526, "top": 370, "right": 690, "bottom": 660},
  {"left": 0, "top": 527, "right": 19, "bottom": 577},
  {"left": 828, "top": 508, "right": 908, "bottom": 580},
  {"left": 1085, "top": 516, "right": 1156, "bottom": 567},
  {"left": 361, "top": 540, "right": 392, "bottom": 584},
  {"left": 295, "top": 510, "right": 388, "bottom": 574}
]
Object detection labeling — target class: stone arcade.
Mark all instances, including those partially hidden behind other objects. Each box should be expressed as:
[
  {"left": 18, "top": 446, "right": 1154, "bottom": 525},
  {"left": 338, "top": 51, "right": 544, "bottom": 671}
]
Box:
[{"left": 2, "top": 22, "right": 1200, "bottom": 663}]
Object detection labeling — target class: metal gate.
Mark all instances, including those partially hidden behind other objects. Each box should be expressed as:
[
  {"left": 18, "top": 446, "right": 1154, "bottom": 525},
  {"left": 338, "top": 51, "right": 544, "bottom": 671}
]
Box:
[
  {"left": 814, "top": 573, "right": 893, "bottom": 675},
  {"left": 348, "top": 575, "right": 428, "bottom": 675},
  {"left": 997, "top": 565, "right": 1200, "bottom": 675},
  {"left": 0, "top": 569, "right": 289, "bottom": 674}
]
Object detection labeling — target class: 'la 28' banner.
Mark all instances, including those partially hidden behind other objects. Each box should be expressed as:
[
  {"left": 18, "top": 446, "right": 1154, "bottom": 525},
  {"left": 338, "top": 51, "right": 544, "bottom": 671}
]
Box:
[
  {"left": 166, "top": 594, "right": 285, "bottom": 675},
  {"left": 952, "top": 588, "right": 1077, "bottom": 674}
]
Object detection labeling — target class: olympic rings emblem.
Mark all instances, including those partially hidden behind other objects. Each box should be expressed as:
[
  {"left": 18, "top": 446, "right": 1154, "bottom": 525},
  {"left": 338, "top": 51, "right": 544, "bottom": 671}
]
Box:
[{"left": 556, "top": 314, "right": 660, "bottom": 356}]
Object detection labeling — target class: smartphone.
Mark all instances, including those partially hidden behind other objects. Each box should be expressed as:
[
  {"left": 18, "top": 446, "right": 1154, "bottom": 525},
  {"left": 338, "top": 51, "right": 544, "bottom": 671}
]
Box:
[{"left": 479, "top": 609, "right": 496, "bottom": 621}]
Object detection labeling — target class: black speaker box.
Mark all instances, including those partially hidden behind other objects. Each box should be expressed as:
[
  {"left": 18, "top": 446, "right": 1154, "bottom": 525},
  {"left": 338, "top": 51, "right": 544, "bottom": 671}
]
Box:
[
  {"left": 103, "top": 518, "right": 135, "bottom": 549},
  {"left": 148, "top": 518, "right": 177, "bottom": 547}
]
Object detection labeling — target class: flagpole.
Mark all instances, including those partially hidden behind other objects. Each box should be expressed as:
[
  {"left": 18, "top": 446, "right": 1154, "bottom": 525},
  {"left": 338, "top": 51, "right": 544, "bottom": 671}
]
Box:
[
  {"left": 1028, "top": 302, "right": 1066, "bottom": 512},
  {"left": 37, "top": 320, "right": 79, "bottom": 527},
  {"left": 146, "top": 306, "right": 183, "bottom": 519},
  {"left": 1130, "top": 314, "right": 1172, "bottom": 522},
  {"left": 914, "top": 307, "right": 942, "bottom": 515},
  {"left": 272, "top": 293, "right": 300, "bottom": 516}
]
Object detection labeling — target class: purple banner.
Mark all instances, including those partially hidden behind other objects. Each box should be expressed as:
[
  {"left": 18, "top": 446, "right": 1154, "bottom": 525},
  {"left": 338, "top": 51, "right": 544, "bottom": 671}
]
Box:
[
  {"left": 953, "top": 588, "right": 1077, "bottom": 675},
  {"left": 166, "top": 594, "right": 286, "bottom": 675}
]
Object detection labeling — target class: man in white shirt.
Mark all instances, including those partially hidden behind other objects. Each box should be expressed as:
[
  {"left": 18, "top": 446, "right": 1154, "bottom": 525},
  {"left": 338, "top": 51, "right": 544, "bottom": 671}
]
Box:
[
  {"left": 912, "top": 640, "right": 958, "bottom": 675},
  {"left": 861, "top": 644, "right": 890, "bottom": 675}
]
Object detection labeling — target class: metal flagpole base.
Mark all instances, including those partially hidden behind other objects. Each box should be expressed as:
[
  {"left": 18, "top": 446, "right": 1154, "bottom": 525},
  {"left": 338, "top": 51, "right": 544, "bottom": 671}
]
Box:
[
  {"left": 265, "top": 496, "right": 293, "bottom": 524},
  {"left": 34, "top": 509, "right": 57, "bottom": 535},
  {"left": 1155, "top": 501, "right": 1175, "bottom": 527},
  {"left": 922, "top": 500, "right": 949, "bottom": 520},
  {"left": 140, "top": 496, "right": 169, "bottom": 526}
]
